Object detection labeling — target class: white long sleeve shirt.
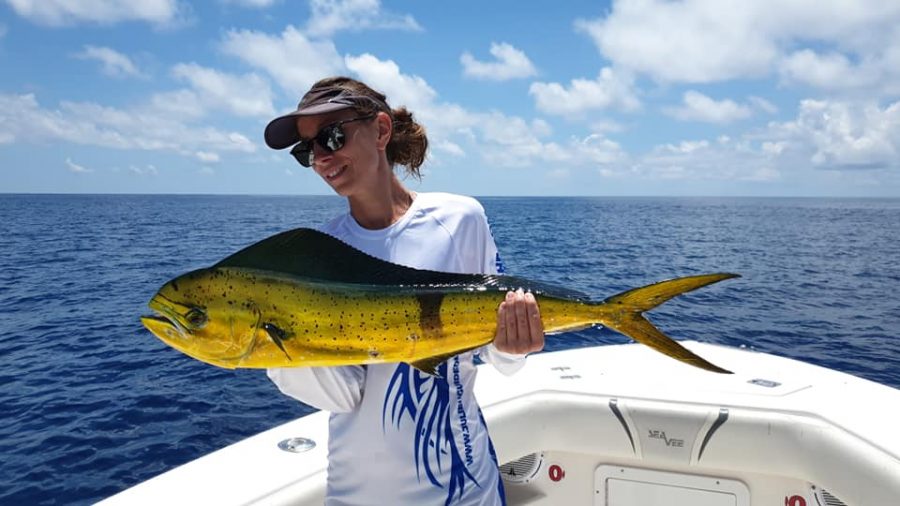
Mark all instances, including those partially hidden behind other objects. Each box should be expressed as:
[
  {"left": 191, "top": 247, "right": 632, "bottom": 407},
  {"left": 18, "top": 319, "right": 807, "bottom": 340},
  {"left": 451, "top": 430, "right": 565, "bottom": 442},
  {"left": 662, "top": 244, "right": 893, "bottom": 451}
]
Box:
[{"left": 268, "top": 192, "right": 523, "bottom": 506}]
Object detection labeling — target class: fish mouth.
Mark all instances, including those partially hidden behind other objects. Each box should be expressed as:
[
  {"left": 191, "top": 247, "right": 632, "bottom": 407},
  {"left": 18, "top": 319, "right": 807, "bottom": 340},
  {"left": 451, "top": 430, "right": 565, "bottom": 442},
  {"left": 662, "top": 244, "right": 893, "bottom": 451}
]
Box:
[
  {"left": 141, "top": 296, "right": 256, "bottom": 369},
  {"left": 143, "top": 296, "right": 186, "bottom": 336},
  {"left": 141, "top": 314, "right": 177, "bottom": 329},
  {"left": 141, "top": 311, "right": 188, "bottom": 346}
]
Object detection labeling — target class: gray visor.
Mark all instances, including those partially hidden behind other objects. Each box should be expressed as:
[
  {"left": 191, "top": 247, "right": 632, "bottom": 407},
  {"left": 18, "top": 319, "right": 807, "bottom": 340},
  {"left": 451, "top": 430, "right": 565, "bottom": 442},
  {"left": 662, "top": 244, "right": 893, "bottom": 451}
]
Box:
[{"left": 264, "top": 88, "right": 387, "bottom": 150}]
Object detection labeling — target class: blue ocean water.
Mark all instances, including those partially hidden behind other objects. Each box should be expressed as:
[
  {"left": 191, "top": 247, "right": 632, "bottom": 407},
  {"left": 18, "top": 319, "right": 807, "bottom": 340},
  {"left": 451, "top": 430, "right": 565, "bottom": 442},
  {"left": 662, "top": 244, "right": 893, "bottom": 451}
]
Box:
[{"left": 1, "top": 194, "right": 898, "bottom": 505}]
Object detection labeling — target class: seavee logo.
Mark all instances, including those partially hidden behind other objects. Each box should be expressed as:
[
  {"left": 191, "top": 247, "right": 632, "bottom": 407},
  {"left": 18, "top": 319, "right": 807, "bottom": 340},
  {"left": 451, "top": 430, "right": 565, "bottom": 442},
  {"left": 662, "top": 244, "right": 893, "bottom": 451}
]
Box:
[{"left": 648, "top": 429, "right": 684, "bottom": 448}]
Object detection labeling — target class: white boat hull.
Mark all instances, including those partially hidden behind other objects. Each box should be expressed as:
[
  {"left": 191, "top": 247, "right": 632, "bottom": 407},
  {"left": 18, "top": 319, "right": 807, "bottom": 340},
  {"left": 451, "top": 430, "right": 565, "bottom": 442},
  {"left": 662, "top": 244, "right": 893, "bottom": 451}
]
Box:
[{"left": 100, "top": 342, "right": 900, "bottom": 505}]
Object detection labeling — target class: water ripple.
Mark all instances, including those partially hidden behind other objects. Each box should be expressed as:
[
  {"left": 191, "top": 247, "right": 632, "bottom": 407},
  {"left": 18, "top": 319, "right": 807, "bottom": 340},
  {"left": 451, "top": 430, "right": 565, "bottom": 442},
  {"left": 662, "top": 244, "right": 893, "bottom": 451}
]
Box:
[{"left": 1, "top": 195, "right": 898, "bottom": 505}]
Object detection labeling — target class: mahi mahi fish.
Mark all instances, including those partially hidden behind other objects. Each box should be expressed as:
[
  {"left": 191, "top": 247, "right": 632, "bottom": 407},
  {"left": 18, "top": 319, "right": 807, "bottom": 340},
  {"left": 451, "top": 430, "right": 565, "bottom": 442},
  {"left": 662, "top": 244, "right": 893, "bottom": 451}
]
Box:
[{"left": 141, "top": 228, "right": 738, "bottom": 374}]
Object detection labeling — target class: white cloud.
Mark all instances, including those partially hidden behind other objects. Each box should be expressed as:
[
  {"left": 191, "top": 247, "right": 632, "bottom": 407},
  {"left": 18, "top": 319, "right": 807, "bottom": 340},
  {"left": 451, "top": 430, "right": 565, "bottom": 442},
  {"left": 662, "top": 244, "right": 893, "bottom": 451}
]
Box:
[
  {"left": 478, "top": 113, "right": 545, "bottom": 148},
  {"left": 149, "top": 89, "right": 207, "bottom": 121},
  {"left": 778, "top": 49, "right": 881, "bottom": 92},
  {"left": 576, "top": 0, "right": 900, "bottom": 86},
  {"left": 477, "top": 112, "right": 626, "bottom": 168},
  {"left": 195, "top": 151, "right": 220, "bottom": 163},
  {"left": 576, "top": 0, "right": 775, "bottom": 83},
  {"left": 625, "top": 136, "right": 780, "bottom": 183},
  {"left": 221, "top": 0, "right": 277, "bottom": 8},
  {"left": 460, "top": 42, "right": 537, "bottom": 81},
  {"left": 344, "top": 53, "right": 627, "bottom": 170},
  {"left": 748, "top": 96, "right": 778, "bottom": 115},
  {"left": 529, "top": 67, "right": 640, "bottom": 117},
  {"left": 221, "top": 26, "right": 344, "bottom": 96},
  {"left": 434, "top": 140, "right": 465, "bottom": 157},
  {"left": 345, "top": 53, "right": 437, "bottom": 112},
  {"left": 624, "top": 98, "right": 900, "bottom": 185},
  {"left": 590, "top": 119, "right": 626, "bottom": 134},
  {"left": 776, "top": 28, "right": 900, "bottom": 97},
  {"left": 661, "top": 140, "right": 710, "bottom": 154},
  {"left": 171, "top": 63, "right": 275, "bottom": 117},
  {"left": 664, "top": 91, "right": 753, "bottom": 124},
  {"left": 768, "top": 99, "right": 900, "bottom": 169},
  {"left": 0, "top": 93, "right": 256, "bottom": 159},
  {"left": 74, "top": 45, "right": 144, "bottom": 79},
  {"left": 305, "top": 0, "right": 421, "bottom": 38},
  {"left": 573, "top": 134, "right": 625, "bottom": 165},
  {"left": 331, "top": 59, "right": 890, "bottom": 185},
  {"left": 129, "top": 164, "right": 159, "bottom": 176},
  {"left": 4, "top": 0, "right": 180, "bottom": 26},
  {"left": 741, "top": 166, "right": 781, "bottom": 182},
  {"left": 65, "top": 157, "right": 92, "bottom": 173}
]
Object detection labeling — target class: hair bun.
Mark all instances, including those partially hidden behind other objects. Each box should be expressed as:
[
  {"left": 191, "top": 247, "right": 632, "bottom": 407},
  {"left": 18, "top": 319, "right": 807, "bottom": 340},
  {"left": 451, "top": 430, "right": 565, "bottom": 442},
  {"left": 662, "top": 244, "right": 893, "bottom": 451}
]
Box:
[{"left": 387, "top": 107, "right": 427, "bottom": 178}]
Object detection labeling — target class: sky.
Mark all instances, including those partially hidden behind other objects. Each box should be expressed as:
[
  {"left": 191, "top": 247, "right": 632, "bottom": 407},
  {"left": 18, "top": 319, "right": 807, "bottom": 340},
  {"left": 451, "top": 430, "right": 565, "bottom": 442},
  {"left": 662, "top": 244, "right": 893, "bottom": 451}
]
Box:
[{"left": 1, "top": 0, "right": 900, "bottom": 197}]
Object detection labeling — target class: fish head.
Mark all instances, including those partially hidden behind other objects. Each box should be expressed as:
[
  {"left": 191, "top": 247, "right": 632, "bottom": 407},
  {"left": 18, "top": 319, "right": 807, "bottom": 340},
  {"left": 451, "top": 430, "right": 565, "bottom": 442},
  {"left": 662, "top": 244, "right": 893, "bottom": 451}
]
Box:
[{"left": 142, "top": 268, "right": 262, "bottom": 368}]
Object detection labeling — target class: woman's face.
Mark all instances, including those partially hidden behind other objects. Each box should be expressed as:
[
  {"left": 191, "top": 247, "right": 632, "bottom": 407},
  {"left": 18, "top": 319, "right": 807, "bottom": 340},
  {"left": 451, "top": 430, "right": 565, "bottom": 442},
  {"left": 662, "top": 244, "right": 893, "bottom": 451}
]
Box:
[{"left": 295, "top": 110, "right": 381, "bottom": 197}]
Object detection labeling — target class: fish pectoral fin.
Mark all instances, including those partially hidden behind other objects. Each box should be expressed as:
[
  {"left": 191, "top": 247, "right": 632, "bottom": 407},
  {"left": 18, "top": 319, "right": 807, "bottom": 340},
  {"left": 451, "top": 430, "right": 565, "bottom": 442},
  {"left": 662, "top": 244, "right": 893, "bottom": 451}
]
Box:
[
  {"left": 408, "top": 343, "right": 484, "bottom": 377},
  {"left": 408, "top": 353, "right": 456, "bottom": 378},
  {"left": 263, "top": 322, "right": 292, "bottom": 361}
]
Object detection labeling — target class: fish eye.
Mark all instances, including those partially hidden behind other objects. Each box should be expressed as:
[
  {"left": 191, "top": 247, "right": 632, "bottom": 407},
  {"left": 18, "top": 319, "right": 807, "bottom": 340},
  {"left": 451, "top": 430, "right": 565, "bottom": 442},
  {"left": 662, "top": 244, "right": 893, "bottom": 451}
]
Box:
[{"left": 185, "top": 308, "right": 208, "bottom": 329}]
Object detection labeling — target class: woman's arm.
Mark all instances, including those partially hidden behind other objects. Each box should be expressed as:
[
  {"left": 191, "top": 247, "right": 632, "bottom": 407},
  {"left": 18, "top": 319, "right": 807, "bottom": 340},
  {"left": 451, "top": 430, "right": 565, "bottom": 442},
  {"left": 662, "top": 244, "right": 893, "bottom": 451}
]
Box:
[{"left": 267, "top": 365, "right": 366, "bottom": 413}]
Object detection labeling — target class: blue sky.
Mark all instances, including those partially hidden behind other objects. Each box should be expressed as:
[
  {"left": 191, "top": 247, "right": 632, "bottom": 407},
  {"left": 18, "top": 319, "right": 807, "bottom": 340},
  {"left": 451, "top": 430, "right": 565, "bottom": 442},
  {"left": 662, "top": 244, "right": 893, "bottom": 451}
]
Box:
[{"left": 1, "top": 0, "right": 899, "bottom": 196}]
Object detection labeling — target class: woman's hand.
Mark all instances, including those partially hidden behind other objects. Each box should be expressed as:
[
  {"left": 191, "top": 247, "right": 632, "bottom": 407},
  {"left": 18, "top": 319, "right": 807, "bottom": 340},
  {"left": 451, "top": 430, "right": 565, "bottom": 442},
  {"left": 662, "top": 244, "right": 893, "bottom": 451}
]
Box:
[{"left": 494, "top": 289, "right": 545, "bottom": 355}]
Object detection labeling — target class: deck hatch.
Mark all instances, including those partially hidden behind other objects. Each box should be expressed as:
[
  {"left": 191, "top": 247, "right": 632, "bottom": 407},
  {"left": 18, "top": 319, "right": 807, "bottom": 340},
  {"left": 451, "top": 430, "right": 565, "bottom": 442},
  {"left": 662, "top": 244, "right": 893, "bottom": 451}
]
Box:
[{"left": 595, "top": 466, "right": 750, "bottom": 506}]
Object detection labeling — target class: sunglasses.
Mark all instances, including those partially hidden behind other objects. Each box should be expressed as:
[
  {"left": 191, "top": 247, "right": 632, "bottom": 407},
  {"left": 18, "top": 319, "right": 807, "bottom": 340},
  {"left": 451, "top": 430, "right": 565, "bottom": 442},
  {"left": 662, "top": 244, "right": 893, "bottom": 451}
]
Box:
[{"left": 290, "top": 114, "right": 376, "bottom": 167}]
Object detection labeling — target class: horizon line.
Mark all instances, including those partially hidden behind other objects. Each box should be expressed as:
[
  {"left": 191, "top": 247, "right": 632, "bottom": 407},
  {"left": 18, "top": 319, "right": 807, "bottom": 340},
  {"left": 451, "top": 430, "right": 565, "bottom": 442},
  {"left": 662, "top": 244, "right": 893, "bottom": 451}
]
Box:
[{"left": 2, "top": 192, "right": 898, "bottom": 199}]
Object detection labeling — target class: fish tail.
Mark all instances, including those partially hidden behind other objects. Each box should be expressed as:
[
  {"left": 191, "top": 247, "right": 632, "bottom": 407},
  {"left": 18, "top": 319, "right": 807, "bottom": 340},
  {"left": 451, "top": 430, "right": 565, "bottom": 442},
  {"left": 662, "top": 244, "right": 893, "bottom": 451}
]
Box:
[{"left": 597, "top": 273, "right": 739, "bottom": 374}]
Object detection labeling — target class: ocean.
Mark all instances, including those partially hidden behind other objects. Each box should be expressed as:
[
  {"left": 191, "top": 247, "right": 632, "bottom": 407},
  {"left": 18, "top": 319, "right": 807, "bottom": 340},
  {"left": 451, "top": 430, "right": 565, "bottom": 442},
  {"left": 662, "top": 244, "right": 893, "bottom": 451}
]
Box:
[{"left": 1, "top": 194, "right": 898, "bottom": 505}]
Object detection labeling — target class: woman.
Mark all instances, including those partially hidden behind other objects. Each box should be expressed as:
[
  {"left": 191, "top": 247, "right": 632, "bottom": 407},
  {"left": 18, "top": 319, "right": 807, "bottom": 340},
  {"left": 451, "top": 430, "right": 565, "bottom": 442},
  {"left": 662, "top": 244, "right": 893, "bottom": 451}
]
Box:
[{"left": 263, "top": 76, "right": 544, "bottom": 505}]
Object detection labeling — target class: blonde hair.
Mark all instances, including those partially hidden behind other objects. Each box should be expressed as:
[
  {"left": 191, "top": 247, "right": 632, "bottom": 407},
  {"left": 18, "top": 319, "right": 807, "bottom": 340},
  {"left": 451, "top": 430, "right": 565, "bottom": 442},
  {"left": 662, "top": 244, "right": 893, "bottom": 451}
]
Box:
[{"left": 309, "top": 76, "right": 428, "bottom": 178}]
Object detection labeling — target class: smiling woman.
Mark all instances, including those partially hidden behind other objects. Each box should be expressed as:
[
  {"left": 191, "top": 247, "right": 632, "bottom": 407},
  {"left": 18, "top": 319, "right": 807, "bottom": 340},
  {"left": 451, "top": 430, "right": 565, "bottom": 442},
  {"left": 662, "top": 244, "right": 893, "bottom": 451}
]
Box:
[
  {"left": 256, "top": 76, "right": 546, "bottom": 505},
  {"left": 265, "top": 76, "right": 428, "bottom": 182}
]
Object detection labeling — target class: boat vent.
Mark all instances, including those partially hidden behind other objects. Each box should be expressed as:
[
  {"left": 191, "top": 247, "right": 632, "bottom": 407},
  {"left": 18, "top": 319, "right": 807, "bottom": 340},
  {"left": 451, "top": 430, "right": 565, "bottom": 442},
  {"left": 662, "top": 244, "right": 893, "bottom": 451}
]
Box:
[
  {"left": 816, "top": 487, "right": 848, "bottom": 506},
  {"left": 499, "top": 452, "right": 543, "bottom": 485}
]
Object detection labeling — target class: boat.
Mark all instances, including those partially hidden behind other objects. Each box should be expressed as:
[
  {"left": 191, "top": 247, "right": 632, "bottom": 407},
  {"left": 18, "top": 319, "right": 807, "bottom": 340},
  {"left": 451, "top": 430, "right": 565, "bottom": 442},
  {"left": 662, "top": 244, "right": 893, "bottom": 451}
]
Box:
[{"left": 99, "top": 341, "right": 900, "bottom": 505}]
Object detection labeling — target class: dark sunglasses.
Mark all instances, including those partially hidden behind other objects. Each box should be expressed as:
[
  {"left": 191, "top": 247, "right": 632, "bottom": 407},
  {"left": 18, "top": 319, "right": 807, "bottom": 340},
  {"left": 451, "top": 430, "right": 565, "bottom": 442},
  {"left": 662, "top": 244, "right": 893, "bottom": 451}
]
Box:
[{"left": 290, "top": 114, "right": 376, "bottom": 167}]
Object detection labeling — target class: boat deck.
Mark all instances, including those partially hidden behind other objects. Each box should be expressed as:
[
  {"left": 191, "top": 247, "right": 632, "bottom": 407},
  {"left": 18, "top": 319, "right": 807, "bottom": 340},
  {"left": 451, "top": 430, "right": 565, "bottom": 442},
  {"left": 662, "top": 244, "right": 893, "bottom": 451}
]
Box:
[{"left": 100, "top": 342, "right": 900, "bottom": 505}]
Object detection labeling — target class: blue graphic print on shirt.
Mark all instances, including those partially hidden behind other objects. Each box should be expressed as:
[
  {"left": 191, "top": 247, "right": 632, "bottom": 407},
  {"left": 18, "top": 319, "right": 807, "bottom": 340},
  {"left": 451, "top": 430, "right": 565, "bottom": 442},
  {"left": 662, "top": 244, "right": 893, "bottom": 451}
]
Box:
[{"left": 383, "top": 358, "right": 484, "bottom": 505}]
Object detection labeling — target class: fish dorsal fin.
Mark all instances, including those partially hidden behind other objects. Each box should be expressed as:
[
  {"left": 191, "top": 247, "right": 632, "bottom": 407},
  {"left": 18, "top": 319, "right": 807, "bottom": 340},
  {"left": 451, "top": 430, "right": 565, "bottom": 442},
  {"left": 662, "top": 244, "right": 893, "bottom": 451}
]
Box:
[
  {"left": 215, "top": 227, "right": 589, "bottom": 299},
  {"left": 215, "top": 228, "right": 481, "bottom": 285}
]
